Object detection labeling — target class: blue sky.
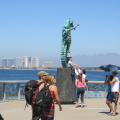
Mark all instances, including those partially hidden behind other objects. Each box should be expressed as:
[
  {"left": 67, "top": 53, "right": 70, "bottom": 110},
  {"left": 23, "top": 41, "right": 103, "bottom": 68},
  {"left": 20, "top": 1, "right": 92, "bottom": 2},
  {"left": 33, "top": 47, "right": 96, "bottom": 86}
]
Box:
[{"left": 0, "top": 0, "right": 120, "bottom": 59}]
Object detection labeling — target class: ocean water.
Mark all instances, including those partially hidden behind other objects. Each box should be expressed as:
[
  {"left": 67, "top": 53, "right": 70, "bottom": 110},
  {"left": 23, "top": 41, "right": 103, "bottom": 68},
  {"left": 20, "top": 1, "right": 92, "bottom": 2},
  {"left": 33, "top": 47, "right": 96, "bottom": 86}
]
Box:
[
  {"left": 0, "top": 69, "right": 120, "bottom": 81},
  {"left": 0, "top": 69, "right": 120, "bottom": 100}
]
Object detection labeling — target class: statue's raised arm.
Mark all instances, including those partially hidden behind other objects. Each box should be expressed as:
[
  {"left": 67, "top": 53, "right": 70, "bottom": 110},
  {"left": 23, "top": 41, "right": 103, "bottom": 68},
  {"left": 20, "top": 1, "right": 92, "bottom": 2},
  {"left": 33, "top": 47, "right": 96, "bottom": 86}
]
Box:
[
  {"left": 61, "top": 18, "right": 79, "bottom": 68},
  {"left": 72, "top": 24, "right": 79, "bottom": 30}
]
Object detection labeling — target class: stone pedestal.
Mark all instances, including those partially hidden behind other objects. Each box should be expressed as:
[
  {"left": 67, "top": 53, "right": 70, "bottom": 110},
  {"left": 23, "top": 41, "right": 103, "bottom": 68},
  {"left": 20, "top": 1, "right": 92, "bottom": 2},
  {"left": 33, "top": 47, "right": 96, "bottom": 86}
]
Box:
[{"left": 56, "top": 68, "right": 76, "bottom": 104}]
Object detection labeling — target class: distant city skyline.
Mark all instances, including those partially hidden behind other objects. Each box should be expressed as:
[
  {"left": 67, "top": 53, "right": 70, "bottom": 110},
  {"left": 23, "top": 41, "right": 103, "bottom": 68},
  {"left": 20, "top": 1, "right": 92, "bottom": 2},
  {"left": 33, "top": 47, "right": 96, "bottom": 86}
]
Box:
[
  {"left": 1, "top": 56, "right": 52, "bottom": 69},
  {"left": 0, "top": 53, "right": 120, "bottom": 67},
  {"left": 0, "top": 0, "right": 120, "bottom": 59}
]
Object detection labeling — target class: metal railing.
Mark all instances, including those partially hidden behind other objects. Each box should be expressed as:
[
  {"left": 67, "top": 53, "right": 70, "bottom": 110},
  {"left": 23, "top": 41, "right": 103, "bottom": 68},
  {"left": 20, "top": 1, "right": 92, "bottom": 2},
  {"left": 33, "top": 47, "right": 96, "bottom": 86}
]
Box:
[
  {"left": 0, "top": 81, "right": 28, "bottom": 101},
  {"left": 0, "top": 81, "right": 120, "bottom": 101}
]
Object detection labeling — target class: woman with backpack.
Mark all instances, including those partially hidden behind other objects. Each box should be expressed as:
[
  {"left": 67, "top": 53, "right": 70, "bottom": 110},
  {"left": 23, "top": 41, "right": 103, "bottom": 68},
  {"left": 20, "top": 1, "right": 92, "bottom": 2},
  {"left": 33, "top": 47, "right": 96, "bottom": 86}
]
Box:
[
  {"left": 41, "top": 74, "right": 62, "bottom": 120},
  {"left": 31, "top": 71, "right": 49, "bottom": 120}
]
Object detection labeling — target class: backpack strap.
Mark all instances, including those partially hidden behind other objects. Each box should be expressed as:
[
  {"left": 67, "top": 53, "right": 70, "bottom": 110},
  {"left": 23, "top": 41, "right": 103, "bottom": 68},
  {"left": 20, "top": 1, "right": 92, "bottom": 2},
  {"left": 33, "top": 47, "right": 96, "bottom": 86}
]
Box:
[
  {"left": 49, "top": 85, "right": 54, "bottom": 91},
  {"left": 49, "top": 85, "right": 54, "bottom": 105},
  {"left": 35, "top": 82, "right": 44, "bottom": 94},
  {"left": 24, "top": 102, "right": 29, "bottom": 111},
  {"left": 37, "top": 81, "right": 44, "bottom": 86},
  {"left": 33, "top": 82, "right": 45, "bottom": 103}
]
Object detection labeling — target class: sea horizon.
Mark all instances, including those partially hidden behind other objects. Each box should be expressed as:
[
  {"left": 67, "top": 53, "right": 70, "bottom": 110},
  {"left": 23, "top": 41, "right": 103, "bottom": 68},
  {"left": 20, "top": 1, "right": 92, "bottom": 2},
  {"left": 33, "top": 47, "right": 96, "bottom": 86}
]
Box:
[{"left": 0, "top": 69, "right": 119, "bottom": 81}]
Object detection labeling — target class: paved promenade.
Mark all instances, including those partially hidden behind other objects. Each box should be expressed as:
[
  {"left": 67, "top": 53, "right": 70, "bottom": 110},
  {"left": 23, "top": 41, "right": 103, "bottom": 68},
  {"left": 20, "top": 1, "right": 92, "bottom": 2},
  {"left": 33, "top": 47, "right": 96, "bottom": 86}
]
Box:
[{"left": 0, "top": 99, "right": 120, "bottom": 120}]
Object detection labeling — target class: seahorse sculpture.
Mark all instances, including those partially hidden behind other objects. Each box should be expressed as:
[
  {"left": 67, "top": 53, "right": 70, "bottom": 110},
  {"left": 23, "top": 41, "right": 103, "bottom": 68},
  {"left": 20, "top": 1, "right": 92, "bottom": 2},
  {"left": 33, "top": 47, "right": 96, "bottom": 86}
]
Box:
[{"left": 61, "top": 18, "right": 79, "bottom": 68}]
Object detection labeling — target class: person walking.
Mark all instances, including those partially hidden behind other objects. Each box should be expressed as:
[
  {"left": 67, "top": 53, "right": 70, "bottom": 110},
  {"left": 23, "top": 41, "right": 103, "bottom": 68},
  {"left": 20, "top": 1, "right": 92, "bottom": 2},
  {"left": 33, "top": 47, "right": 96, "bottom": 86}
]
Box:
[
  {"left": 32, "top": 71, "right": 48, "bottom": 120},
  {"left": 41, "top": 74, "right": 62, "bottom": 120},
  {"left": 75, "top": 73, "right": 86, "bottom": 108},
  {"left": 107, "top": 71, "right": 119, "bottom": 116},
  {"left": 104, "top": 75, "right": 113, "bottom": 112}
]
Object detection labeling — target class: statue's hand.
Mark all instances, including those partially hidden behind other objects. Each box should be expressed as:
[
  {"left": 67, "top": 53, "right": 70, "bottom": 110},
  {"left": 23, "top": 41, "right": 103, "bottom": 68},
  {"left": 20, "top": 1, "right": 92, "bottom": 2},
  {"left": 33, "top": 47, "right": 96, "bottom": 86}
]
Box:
[{"left": 73, "top": 24, "right": 79, "bottom": 30}]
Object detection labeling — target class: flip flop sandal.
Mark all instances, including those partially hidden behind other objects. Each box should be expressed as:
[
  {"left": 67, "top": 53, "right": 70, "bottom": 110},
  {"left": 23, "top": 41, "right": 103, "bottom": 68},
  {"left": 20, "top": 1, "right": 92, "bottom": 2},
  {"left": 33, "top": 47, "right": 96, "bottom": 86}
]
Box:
[
  {"left": 108, "top": 113, "right": 113, "bottom": 115},
  {"left": 111, "top": 114, "right": 116, "bottom": 116},
  {"left": 108, "top": 113, "right": 116, "bottom": 116}
]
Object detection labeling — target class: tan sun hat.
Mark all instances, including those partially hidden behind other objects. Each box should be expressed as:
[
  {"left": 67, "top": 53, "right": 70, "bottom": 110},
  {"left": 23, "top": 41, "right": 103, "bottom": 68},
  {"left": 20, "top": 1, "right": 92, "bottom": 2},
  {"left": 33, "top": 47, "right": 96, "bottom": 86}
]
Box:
[{"left": 38, "top": 71, "right": 49, "bottom": 77}]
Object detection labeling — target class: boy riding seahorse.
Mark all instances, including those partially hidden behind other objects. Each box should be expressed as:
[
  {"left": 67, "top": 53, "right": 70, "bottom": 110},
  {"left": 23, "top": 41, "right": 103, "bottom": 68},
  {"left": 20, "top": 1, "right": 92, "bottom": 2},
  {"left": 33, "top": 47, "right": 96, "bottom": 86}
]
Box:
[{"left": 61, "top": 18, "right": 79, "bottom": 68}]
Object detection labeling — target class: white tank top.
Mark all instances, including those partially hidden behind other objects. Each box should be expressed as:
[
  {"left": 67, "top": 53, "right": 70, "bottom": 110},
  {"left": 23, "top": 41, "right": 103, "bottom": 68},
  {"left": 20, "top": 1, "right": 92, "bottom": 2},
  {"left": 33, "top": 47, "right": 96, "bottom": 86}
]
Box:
[{"left": 111, "top": 76, "right": 119, "bottom": 92}]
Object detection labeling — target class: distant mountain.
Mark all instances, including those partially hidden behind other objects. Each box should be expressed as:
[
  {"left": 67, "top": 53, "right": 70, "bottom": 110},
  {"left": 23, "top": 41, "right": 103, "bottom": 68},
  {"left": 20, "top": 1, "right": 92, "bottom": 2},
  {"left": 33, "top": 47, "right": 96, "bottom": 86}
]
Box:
[
  {"left": 40, "top": 53, "right": 120, "bottom": 67},
  {"left": 0, "top": 59, "right": 1, "bottom": 66},
  {"left": 1, "top": 53, "right": 120, "bottom": 67},
  {"left": 73, "top": 53, "right": 120, "bottom": 67}
]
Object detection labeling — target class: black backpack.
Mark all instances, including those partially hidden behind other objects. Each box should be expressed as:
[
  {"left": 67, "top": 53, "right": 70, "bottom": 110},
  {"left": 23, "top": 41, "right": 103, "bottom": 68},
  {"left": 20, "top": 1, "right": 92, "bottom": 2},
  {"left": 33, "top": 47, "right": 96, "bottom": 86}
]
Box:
[
  {"left": 25, "top": 80, "right": 43, "bottom": 105},
  {"left": 34, "top": 85, "right": 53, "bottom": 108}
]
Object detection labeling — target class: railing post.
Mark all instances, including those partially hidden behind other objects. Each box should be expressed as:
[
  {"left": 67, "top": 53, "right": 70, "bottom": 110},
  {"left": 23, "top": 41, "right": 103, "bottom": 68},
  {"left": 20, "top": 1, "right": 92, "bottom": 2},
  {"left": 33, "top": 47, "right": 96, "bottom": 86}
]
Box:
[
  {"left": 3, "top": 83, "right": 6, "bottom": 101},
  {"left": 86, "top": 83, "right": 88, "bottom": 99},
  {"left": 18, "top": 83, "right": 20, "bottom": 100}
]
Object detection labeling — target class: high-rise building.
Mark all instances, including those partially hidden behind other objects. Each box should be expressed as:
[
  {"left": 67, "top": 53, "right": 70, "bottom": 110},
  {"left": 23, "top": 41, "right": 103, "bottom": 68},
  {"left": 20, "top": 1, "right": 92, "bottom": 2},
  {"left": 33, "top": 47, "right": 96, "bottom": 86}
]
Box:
[
  {"left": 28, "top": 57, "right": 31, "bottom": 68},
  {"left": 43, "top": 61, "right": 52, "bottom": 68},
  {"left": 2, "top": 58, "right": 7, "bottom": 67},
  {"left": 22, "top": 56, "right": 28, "bottom": 68},
  {"left": 14, "top": 57, "right": 22, "bottom": 68},
  {"left": 28, "top": 56, "right": 39, "bottom": 68},
  {"left": 8, "top": 58, "right": 14, "bottom": 67}
]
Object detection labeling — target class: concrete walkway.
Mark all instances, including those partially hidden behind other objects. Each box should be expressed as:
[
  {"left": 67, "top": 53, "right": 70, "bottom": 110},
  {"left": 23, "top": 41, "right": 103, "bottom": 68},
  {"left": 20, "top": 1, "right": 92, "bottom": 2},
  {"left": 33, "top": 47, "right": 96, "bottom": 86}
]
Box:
[{"left": 0, "top": 99, "right": 120, "bottom": 120}]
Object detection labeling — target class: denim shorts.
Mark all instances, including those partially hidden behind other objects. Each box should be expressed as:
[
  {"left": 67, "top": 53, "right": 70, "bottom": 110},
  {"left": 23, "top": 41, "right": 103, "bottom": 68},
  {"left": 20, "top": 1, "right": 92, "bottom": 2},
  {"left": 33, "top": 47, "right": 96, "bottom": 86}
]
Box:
[
  {"left": 106, "top": 92, "right": 111, "bottom": 99},
  {"left": 108, "top": 92, "right": 119, "bottom": 103}
]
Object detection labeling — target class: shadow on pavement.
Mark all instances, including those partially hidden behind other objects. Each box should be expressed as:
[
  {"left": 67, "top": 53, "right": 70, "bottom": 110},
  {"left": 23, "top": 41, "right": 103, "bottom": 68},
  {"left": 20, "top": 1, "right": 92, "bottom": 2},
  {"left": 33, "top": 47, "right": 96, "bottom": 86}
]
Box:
[
  {"left": 0, "top": 114, "right": 4, "bottom": 120},
  {"left": 99, "top": 112, "right": 119, "bottom": 116}
]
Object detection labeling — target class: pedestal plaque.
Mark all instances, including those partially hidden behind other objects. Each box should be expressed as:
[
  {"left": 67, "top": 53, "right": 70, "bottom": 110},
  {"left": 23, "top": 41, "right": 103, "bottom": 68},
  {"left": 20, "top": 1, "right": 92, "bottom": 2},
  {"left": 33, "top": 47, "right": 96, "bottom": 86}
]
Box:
[{"left": 56, "top": 68, "right": 76, "bottom": 104}]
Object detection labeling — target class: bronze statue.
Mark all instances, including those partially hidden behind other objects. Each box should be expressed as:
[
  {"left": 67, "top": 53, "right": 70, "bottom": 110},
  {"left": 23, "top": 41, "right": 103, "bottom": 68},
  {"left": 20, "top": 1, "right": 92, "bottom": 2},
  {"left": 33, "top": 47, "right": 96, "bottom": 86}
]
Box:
[{"left": 61, "top": 18, "right": 79, "bottom": 68}]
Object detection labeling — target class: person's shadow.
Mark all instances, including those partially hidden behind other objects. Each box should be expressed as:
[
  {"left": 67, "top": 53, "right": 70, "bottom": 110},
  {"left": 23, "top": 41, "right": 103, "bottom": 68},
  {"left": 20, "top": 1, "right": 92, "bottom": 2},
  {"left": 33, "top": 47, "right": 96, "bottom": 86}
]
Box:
[
  {"left": 99, "top": 112, "right": 119, "bottom": 116},
  {"left": 0, "top": 114, "right": 4, "bottom": 120}
]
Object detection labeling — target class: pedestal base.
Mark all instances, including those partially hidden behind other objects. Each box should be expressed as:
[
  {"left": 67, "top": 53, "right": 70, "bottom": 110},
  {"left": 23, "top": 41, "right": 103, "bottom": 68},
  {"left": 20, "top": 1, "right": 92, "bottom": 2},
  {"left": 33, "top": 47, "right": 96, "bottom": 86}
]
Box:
[{"left": 56, "top": 68, "right": 76, "bottom": 104}]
